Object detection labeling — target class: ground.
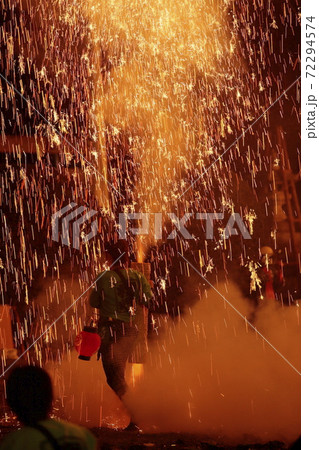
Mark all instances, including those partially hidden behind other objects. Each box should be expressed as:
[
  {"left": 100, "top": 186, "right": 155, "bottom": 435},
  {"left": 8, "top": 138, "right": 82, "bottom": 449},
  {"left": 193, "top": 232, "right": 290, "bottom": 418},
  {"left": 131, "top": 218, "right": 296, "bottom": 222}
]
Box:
[
  {"left": 0, "top": 425, "right": 288, "bottom": 449},
  {"left": 93, "top": 429, "right": 287, "bottom": 449}
]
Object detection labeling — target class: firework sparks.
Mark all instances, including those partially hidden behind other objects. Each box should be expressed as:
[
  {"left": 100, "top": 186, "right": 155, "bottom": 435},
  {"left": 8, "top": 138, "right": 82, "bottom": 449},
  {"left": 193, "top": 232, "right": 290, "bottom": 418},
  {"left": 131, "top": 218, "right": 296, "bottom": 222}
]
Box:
[{"left": 0, "top": 0, "right": 300, "bottom": 443}]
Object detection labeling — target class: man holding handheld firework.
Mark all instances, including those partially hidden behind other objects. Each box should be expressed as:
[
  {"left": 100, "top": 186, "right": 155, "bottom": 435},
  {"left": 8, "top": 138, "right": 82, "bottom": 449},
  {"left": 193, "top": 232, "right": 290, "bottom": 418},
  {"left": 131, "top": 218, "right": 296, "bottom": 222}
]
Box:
[{"left": 89, "top": 241, "right": 153, "bottom": 405}]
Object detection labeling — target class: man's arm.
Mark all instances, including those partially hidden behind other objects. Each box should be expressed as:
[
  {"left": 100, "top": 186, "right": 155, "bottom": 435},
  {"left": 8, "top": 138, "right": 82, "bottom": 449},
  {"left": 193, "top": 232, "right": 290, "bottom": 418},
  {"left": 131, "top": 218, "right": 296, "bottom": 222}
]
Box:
[{"left": 89, "top": 283, "right": 101, "bottom": 309}]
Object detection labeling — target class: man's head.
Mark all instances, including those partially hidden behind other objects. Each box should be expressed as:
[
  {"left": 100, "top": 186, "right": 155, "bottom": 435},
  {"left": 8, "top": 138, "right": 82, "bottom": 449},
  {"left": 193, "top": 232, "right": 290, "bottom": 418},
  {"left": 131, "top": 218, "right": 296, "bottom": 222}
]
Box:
[
  {"left": 105, "top": 240, "right": 129, "bottom": 267},
  {"left": 6, "top": 365, "right": 53, "bottom": 425}
]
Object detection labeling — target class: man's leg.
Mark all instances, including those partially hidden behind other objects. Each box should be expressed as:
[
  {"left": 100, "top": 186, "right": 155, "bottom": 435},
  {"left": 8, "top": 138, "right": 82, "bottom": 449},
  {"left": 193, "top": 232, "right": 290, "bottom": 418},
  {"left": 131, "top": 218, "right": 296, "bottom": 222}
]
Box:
[{"left": 100, "top": 322, "right": 138, "bottom": 398}]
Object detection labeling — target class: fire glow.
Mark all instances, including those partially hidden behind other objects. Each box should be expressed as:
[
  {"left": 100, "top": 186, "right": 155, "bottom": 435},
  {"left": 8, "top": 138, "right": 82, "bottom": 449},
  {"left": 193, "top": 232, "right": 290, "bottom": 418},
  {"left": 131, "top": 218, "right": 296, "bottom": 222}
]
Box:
[{"left": 0, "top": 0, "right": 300, "bottom": 446}]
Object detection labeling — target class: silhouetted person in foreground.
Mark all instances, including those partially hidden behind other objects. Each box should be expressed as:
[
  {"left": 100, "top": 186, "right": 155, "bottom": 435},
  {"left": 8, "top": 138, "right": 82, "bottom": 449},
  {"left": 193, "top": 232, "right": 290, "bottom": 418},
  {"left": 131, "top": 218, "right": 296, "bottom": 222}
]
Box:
[{"left": 0, "top": 366, "right": 97, "bottom": 450}]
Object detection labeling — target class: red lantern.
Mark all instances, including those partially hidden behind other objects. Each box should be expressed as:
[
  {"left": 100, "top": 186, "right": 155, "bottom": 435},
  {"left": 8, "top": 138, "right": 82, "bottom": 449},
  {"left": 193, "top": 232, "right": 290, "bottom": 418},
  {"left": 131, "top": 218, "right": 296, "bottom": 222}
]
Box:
[{"left": 75, "top": 326, "right": 101, "bottom": 361}]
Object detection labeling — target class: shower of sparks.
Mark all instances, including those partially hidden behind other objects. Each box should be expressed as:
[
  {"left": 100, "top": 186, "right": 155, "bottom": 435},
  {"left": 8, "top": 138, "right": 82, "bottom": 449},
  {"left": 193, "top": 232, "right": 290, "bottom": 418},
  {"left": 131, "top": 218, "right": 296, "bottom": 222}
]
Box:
[{"left": 0, "top": 0, "right": 300, "bottom": 427}]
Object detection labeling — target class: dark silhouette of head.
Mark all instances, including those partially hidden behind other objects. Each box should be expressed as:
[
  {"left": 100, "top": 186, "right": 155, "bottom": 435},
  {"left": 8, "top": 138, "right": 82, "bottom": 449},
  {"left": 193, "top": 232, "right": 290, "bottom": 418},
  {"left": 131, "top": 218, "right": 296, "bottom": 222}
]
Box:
[
  {"left": 106, "top": 240, "right": 129, "bottom": 267},
  {"left": 6, "top": 365, "right": 53, "bottom": 425}
]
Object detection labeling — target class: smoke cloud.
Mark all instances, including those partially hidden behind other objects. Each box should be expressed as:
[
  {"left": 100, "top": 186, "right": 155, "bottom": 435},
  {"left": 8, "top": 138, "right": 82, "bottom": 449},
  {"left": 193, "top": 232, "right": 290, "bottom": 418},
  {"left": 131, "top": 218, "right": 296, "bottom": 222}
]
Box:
[
  {"left": 124, "top": 282, "right": 300, "bottom": 445},
  {"left": 46, "top": 281, "right": 300, "bottom": 445}
]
